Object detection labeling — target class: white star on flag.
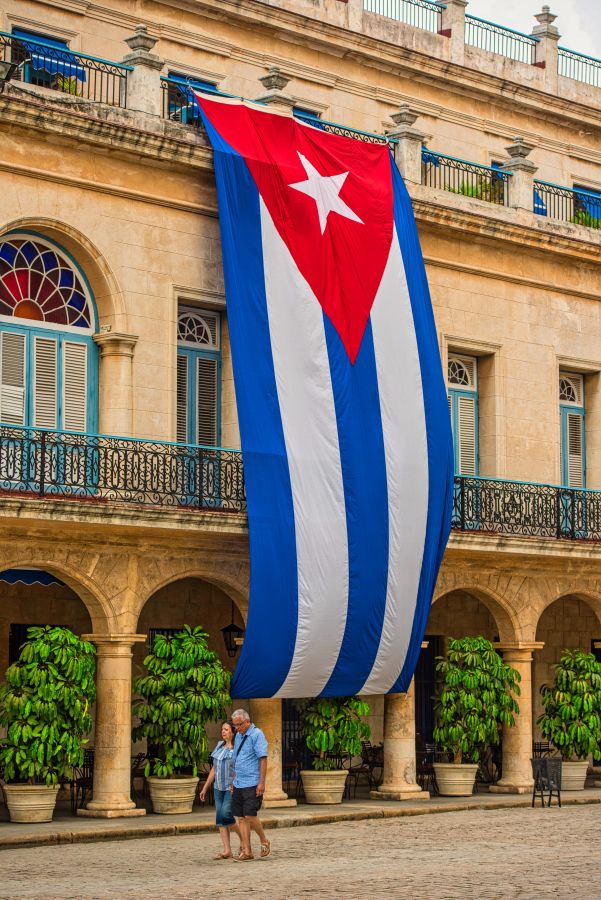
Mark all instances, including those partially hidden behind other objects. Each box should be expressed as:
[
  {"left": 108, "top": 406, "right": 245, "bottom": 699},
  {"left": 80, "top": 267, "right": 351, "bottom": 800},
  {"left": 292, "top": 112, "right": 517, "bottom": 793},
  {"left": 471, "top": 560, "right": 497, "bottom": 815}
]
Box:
[{"left": 289, "top": 152, "right": 364, "bottom": 234}]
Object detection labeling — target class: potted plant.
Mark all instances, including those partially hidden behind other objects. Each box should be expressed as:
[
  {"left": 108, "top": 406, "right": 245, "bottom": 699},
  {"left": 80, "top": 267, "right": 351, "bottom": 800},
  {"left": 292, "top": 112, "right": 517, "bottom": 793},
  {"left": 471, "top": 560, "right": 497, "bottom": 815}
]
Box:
[
  {"left": 299, "top": 696, "right": 370, "bottom": 804},
  {"left": 0, "top": 626, "right": 96, "bottom": 823},
  {"left": 538, "top": 649, "right": 601, "bottom": 791},
  {"left": 132, "top": 625, "right": 231, "bottom": 814},
  {"left": 433, "top": 636, "right": 520, "bottom": 796}
]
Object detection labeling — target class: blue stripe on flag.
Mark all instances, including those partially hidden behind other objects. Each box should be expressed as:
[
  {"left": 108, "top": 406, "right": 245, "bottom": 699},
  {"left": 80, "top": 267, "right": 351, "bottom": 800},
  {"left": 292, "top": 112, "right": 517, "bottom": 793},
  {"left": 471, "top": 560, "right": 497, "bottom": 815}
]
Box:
[
  {"left": 202, "top": 115, "right": 299, "bottom": 699},
  {"left": 389, "top": 157, "right": 453, "bottom": 693},
  {"left": 321, "top": 315, "right": 389, "bottom": 696}
]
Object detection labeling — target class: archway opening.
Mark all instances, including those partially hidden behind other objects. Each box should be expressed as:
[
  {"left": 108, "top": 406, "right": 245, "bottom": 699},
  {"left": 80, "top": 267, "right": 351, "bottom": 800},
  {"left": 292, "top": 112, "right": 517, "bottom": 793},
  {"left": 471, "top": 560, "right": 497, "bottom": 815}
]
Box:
[
  {"left": 534, "top": 594, "right": 601, "bottom": 737},
  {"left": 135, "top": 577, "right": 245, "bottom": 756}
]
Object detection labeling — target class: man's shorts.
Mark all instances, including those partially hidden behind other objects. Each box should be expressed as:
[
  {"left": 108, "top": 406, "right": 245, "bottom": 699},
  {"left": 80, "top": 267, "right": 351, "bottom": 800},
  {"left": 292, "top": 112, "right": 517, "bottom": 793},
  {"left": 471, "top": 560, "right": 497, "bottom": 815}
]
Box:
[{"left": 232, "top": 785, "right": 263, "bottom": 818}]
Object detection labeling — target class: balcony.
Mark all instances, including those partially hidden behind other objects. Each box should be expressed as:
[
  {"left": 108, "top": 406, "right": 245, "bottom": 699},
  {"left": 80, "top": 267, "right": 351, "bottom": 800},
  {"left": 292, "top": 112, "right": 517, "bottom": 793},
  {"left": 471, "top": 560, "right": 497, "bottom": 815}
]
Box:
[
  {"left": 421, "top": 149, "right": 510, "bottom": 207},
  {"left": 1, "top": 425, "right": 601, "bottom": 544},
  {"left": 0, "top": 30, "right": 130, "bottom": 108}
]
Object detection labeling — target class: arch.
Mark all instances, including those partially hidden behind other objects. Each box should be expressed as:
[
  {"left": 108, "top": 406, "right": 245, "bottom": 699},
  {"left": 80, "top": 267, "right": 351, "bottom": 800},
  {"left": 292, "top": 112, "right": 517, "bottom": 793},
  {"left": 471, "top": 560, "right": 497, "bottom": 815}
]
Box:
[
  {"left": 0, "top": 555, "right": 114, "bottom": 635},
  {"left": 533, "top": 588, "right": 601, "bottom": 632},
  {"left": 431, "top": 583, "right": 519, "bottom": 643},
  {"left": 0, "top": 218, "right": 126, "bottom": 329},
  {"left": 135, "top": 564, "right": 249, "bottom": 629}
]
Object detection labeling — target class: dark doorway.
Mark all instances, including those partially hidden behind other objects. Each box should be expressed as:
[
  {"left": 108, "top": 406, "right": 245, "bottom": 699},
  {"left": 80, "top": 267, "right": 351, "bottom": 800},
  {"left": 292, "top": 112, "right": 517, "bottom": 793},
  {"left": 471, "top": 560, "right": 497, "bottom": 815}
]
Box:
[{"left": 414, "top": 635, "right": 442, "bottom": 745}]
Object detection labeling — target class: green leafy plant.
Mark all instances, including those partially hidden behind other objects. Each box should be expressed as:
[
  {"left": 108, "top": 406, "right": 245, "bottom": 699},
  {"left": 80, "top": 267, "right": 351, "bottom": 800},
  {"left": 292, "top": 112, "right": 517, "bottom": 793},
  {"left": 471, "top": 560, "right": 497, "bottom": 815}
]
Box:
[
  {"left": 538, "top": 649, "right": 601, "bottom": 761},
  {"left": 0, "top": 626, "right": 96, "bottom": 785},
  {"left": 433, "top": 636, "right": 520, "bottom": 764},
  {"left": 54, "top": 73, "right": 83, "bottom": 95},
  {"left": 133, "top": 625, "right": 231, "bottom": 779},
  {"left": 446, "top": 177, "right": 505, "bottom": 204},
  {"left": 571, "top": 209, "right": 601, "bottom": 230},
  {"left": 300, "top": 696, "right": 370, "bottom": 772}
]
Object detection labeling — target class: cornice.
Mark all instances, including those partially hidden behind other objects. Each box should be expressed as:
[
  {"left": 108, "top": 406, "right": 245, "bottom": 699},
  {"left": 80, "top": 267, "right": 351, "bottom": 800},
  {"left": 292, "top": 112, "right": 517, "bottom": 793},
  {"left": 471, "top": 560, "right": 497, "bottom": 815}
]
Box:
[{"left": 0, "top": 83, "right": 212, "bottom": 173}]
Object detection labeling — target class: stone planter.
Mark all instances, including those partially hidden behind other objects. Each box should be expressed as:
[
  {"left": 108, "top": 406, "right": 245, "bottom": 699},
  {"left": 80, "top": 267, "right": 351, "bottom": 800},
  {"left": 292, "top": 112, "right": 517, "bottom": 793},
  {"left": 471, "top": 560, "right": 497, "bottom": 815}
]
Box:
[
  {"left": 147, "top": 776, "right": 199, "bottom": 814},
  {"left": 3, "top": 784, "right": 60, "bottom": 823},
  {"left": 433, "top": 763, "right": 479, "bottom": 797},
  {"left": 301, "top": 769, "right": 348, "bottom": 804},
  {"left": 561, "top": 760, "right": 588, "bottom": 791}
]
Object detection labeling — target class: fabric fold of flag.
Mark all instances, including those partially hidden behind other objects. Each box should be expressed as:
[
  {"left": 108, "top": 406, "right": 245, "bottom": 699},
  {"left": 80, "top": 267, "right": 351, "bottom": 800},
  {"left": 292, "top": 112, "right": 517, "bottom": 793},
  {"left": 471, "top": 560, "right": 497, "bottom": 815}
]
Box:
[{"left": 195, "top": 94, "right": 453, "bottom": 699}]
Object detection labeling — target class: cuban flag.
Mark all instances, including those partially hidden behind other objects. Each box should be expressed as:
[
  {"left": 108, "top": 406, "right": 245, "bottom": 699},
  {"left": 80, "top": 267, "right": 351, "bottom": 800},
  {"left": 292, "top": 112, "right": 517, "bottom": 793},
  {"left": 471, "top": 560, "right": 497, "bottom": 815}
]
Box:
[{"left": 196, "top": 94, "right": 453, "bottom": 699}]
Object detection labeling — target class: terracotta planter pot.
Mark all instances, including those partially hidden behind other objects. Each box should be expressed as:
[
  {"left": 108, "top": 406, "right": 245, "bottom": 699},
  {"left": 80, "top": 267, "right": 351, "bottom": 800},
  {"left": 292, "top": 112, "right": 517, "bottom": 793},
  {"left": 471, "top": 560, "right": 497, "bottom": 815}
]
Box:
[
  {"left": 300, "top": 769, "right": 348, "bottom": 804},
  {"left": 433, "top": 763, "right": 479, "bottom": 797},
  {"left": 561, "top": 760, "right": 588, "bottom": 791},
  {"left": 147, "top": 776, "right": 199, "bottom": 814},
  {"left": 3, "top": 784, "right": 60, "bottom": 823}
]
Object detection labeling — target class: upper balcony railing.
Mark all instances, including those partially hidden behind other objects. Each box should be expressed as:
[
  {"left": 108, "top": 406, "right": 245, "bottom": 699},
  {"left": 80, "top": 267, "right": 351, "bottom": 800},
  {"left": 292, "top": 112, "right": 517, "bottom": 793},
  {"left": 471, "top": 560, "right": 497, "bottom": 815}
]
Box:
[
  {"left": 464, "top": 15, "right": 538, "bottom": 65},
  {"left": 2, "top": 425, "right": 601, "bottom": 544},
  {"left": 161, "top": 77, "right": 204, "bottom": 128},
  {"left": 0, "top": 424, "right": 245, "bottom": 513},
  {"left": 452, "top": 475, "right": 601, "bottom": 542},
  {"left": 363, "top": 0, "right": 443, "bottom": 34},
  {"left": 533, "top": 180, "right": 601, "bottom": 230},
  {"left": 558, "top": 47, "right": 601, "bottom": 88},
  {"left": 421, "top": 148, "right": 510, "bottom": 206},
  {"left": 0, "top": 31, "right": 130, "bottom": 107}
]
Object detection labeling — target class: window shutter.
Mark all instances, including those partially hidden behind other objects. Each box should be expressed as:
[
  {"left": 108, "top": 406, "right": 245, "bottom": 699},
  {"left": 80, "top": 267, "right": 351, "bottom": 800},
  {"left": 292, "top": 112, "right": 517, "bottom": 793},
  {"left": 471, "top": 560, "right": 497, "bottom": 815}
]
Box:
[
  {"left": 196, "top": 356, "right": 218, "bottom": 446},
  {"left": 63, "top": 341, "right": 87, "bottom": 432},
  {"left": 457, "top": 395, "right": 477, "bottom": 475},
  {"left": 176, "top": 355, "right": 188, "bottom": 443},
  {"left": 33, "top": 336, "right": 57, "bottom": 429},
  {"left": 566, "top": 412, "right": 584, "bottom": 488},
  {"left": 0, "top": 331, "right": 26, "bottom": 425}
]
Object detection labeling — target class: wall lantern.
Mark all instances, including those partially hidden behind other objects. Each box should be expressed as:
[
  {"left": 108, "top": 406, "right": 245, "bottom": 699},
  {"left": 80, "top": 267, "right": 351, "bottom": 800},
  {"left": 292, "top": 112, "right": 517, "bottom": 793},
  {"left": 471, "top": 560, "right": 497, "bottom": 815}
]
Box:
[{"left": 221, "top": 601, "right": 244, "bottom": 658}]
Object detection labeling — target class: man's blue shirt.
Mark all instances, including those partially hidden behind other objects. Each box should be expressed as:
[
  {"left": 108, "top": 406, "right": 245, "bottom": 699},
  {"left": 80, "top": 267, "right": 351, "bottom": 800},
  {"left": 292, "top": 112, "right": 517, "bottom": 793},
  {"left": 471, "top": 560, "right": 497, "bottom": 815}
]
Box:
[{"left": 233, "top": 724, "right": 268, "bottom": 788}]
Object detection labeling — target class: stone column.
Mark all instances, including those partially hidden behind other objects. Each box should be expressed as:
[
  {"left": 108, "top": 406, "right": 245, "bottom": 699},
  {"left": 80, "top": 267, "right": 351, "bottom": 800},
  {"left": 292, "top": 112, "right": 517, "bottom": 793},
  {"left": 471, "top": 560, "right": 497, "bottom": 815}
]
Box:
[
  {"left": 490, "top": 642, "right": 544, "bottom": 795},
  {"left": 501, "top": 137, "right": 537, "bottom": 212},
  {"left": 370, "top": 682, "right": 429, "bottom": 801},
  {"left": 122, "top": 25, "right": 164, "bottom": 117},
  {"left": 250, "top": 698, "right": 296, "bottom": 808},
  {"left": 78, "top": 634, "right": 147, "bottom": 818},
  {"left": 93, "top": 332, "right": 138, "bottom": 437},
  {"left": 531, "top": 6, "right": 560, "bottom": 93},
  {"left": 255, "top": 67, "right": 295, "bottom": 114},
  {"left": 437, "top": 0, "right": 468, "bottom": 66},
  {"left": 387, "top": 105, "right": 426, "bottom": 185}
]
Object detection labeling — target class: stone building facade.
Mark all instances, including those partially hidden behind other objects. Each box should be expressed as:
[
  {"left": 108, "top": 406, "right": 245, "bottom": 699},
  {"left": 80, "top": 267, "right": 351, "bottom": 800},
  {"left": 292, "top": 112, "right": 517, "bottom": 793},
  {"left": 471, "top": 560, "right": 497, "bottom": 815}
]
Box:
[{"left": 1, "top": 0, "right": 601, "bottom": 814}]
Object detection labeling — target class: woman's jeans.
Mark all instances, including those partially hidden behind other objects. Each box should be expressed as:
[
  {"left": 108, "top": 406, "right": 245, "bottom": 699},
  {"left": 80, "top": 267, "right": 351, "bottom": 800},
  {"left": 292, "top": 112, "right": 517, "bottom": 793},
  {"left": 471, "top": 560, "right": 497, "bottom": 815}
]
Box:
[{"left": 214, "top": 787, "right": 236, "bottom": 827}]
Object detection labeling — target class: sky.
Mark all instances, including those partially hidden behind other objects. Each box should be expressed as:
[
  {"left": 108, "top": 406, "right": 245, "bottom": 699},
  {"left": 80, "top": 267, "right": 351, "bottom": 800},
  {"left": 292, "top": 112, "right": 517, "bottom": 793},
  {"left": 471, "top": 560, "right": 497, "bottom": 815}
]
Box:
[{"left": 468, "top": 0, "right": 600, "bottom": 58}]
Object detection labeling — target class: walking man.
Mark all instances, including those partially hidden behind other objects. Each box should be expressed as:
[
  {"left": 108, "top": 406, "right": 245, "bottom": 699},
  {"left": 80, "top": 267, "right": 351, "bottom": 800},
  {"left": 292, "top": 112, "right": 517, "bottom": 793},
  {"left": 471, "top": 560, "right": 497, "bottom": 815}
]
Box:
[{"left": 231, "top": 708, "right": 271, "bottom": 861}]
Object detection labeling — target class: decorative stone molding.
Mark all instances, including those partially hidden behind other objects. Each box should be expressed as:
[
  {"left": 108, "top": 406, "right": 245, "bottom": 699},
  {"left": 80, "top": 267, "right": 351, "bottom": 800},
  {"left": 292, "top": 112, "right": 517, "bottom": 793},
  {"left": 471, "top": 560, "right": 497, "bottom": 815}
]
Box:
[
  {"left": 387, "top": 105, "right": 425, "bottom": 184},
  {"left": 255, "top": 66, "right": 295, "bottom": 112},
  {"left": 437, "top": 0, "right": 468, "bottom": 66},
  {"left": 531, "top": 6, "right": 560, "bottom": 92},
  {"left": 122, "top": 25, "right": 165, "bottom": 117},
  {"left": 501, "top": 136, "right": 537, "bottom": 211}
]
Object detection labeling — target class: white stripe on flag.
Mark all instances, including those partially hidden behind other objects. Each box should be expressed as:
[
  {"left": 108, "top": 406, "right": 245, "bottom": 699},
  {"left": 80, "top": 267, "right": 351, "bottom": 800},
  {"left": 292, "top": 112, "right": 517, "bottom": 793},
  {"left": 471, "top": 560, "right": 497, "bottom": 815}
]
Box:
[
  {"left": 259, "top": 200, "right": 349, "bottom": 698},
  {"left": 361, "top": 228, "right": 428, "bottom": 694}
]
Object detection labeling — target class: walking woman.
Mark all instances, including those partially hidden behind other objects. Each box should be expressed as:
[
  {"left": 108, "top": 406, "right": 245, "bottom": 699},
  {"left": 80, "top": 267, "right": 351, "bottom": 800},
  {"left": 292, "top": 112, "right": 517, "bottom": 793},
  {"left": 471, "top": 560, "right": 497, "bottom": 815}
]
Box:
[{"left": 199, "top": 720, "right": 242, "bottom": 860}]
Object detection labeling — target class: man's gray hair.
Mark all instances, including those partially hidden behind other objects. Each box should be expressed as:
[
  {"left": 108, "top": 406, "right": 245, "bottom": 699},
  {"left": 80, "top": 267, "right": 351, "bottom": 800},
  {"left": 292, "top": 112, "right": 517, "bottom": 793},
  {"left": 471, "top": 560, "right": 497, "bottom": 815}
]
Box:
[{"left": 232, "top": 708, "right": 251, "bottom": 722}]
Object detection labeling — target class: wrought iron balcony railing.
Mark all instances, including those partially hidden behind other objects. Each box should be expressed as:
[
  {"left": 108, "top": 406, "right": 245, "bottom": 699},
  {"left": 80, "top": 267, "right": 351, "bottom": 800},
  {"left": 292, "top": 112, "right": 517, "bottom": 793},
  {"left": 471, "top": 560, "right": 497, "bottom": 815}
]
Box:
[
  {"left": 1, "top": 425, "right": 600, "bottom": 542},
  {"left": 362, "top": 0, "right": 443, "bottom": 35},
  {"left": 422, "top": 149, "right": 510, "bottom": 206},
  {"left": 452, "top": 475, "right": 601, "bottom": 541},
  {"left": 533, "top": 180, "right": 601, "bottom": 230},
  {"left": 464, "top": 15, "right": 538, "bottom": 65},
  {"left": 558, "top": 47, "right": 601, "bottom": 88},
  {"left": 0, "top": 425, "right": 245, "bottom": 512},
  {"left": 0, "top": 30, "right": 131, "bottom": 107}
]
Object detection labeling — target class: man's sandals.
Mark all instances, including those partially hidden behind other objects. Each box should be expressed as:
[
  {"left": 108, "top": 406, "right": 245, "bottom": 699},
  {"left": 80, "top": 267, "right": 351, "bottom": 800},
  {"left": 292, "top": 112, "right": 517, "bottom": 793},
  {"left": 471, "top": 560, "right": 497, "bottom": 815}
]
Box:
[{"left": 233, "top": 840, "right": 270, "bottom": 862}]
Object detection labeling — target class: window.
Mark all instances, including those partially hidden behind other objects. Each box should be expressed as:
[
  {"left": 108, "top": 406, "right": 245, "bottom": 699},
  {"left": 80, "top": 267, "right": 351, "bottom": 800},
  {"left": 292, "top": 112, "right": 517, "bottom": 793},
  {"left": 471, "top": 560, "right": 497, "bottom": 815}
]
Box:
[
  {"left": 559, "top": 372, "right": 585, "bottom": 488},
  {"left": 176, "top": 306, "right": 221, "bottom": 446},
  {"left": 0, "top": 235, "right": 97, "bottom": 433},
  {"left": 11, "top": 28, "right": 85, "bottom": 90},
  {"left": 448, "top": 355, "right": 478, "bottom": 475}
]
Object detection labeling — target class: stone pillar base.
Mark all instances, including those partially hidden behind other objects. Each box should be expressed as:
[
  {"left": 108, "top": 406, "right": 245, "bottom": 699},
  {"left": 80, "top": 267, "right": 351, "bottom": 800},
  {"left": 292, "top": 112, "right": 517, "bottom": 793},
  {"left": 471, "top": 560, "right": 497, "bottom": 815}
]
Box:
[
  {"left": 263, "top": 797, "right": 297, "bottom": 808},
  {"left": 78, "top": 806, "right": 146, "bottom": 819},
  {"left": 489, "top": 782, "right": 532, "bottom": 795},
  {"left": 370, "top": 788, "right": 429, "bottom": 801}
]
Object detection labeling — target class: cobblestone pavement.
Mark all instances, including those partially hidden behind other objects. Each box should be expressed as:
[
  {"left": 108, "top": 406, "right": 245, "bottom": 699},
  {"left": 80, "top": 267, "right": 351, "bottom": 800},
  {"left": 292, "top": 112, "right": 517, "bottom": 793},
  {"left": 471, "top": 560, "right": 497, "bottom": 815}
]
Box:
[{"left": 1, "top": 805, "right": 599, "bottom": 900}]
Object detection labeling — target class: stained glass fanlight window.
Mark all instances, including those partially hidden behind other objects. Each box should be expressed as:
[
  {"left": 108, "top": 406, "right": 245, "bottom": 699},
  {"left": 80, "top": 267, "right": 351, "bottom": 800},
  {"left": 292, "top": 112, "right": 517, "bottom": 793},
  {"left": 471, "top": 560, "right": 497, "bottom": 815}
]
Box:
[{"left": 0, "top": 237, "right": 92, "bottom": 329}]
